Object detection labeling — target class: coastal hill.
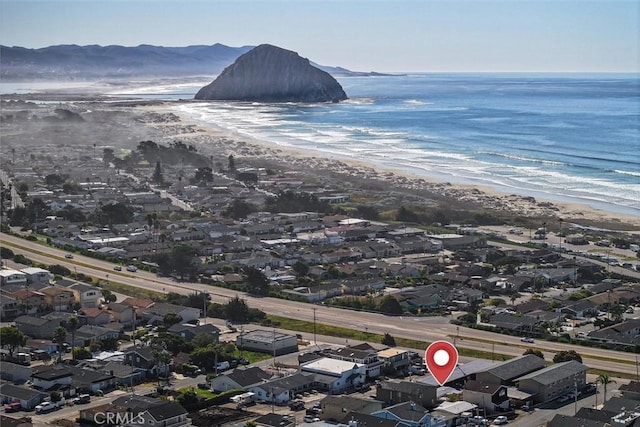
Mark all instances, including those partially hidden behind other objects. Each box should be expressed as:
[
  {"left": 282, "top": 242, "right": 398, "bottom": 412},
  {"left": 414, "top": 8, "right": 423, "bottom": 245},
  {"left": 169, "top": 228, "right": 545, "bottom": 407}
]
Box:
[
  {"left": 0, "top": 43, "right": 386, "bottom": 81},
  {"left": 194, "top": 44, "right": 348, "bottom": 103}
]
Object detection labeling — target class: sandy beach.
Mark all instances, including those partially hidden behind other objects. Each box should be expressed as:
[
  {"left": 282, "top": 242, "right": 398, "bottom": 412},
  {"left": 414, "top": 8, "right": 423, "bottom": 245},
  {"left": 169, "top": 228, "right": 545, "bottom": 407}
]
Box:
[{"left": 135, "top": 101, "right": 640, "bottom": 230}]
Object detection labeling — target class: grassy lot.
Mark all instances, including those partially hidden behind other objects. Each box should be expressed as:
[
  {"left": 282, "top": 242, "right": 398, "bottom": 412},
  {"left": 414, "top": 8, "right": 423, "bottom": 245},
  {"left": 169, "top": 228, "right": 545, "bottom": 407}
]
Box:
[{"left": 232, "top": 348, "right": 273, "bottom": 364}]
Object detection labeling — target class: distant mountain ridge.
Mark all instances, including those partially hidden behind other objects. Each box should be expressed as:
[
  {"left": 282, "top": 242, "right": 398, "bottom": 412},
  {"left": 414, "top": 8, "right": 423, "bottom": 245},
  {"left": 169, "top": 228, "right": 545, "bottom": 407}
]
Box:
[{"left": 0, "top": 43, "right": 384, "bottom": 81}]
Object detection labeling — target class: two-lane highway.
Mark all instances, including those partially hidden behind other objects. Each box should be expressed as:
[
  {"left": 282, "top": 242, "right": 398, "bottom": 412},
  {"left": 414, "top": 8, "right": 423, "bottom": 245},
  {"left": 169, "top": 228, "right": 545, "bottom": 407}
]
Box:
[{"left": 1, "top": 232, "right": 636, "bottom": 377}]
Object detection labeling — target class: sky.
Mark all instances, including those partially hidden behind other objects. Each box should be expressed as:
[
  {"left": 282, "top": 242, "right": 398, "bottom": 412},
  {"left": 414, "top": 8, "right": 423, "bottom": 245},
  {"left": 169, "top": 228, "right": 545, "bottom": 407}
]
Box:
[{"left": 0, "top": 0, "right": 638, "bottom": 73}]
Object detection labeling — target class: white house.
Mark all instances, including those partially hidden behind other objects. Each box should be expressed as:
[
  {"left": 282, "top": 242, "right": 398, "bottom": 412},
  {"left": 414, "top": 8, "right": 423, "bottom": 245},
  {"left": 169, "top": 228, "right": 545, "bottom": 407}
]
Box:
[
  {"left": 20, "top": 267, "right": 53, "bottom": 285},
  {"left": 68, "top": 283, "right": 102, "bottom": 308},
  {"left": 0, "top": 269, "right": 27, "bottom": 287},
  {"left": 301, "top": 357, "right": 366, "bottom": 393}
]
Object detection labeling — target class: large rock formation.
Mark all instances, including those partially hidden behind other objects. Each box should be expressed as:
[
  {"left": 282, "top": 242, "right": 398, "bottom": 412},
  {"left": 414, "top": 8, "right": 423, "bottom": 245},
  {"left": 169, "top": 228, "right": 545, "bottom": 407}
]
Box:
[{"left": 195, "top": 44, "right": 348, "bottom": 103}]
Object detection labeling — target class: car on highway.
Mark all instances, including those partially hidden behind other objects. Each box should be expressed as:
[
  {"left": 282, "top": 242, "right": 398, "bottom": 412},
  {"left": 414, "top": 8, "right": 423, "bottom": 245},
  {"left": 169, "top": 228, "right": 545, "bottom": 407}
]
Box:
[
  {"left": 520, "top": 337, "right": 535, "bottom": 343},
  {"left": 64, "top": 253, "right": 74, "bottom": 259},
  {"left": 113, "top": 265, "right": 122, "bottom": 271},
  {"left": 126, "top": 265, "right": 137, "bottom": 272}
]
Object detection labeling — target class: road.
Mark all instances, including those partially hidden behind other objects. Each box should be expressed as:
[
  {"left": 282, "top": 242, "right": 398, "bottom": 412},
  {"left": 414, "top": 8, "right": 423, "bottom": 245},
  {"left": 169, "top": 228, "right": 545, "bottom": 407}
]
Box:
[{"left": 1, "top": 232, "right": 638, "bottom": 378}]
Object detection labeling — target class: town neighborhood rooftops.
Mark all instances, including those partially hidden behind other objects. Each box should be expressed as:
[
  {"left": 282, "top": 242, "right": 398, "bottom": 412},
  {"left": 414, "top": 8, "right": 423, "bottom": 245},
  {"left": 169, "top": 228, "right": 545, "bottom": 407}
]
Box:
[
  {"left": 224, "top": 367, "right": 271, "bottom": 387},
  {"left": 302, "top": 357, "right": 364, "bottom": 375},
  {"left": 483, "top": 354, "right": 546, "bottom": 381},
  {"left": 516, "top": 360, "right": 586, "bottom": 385}
]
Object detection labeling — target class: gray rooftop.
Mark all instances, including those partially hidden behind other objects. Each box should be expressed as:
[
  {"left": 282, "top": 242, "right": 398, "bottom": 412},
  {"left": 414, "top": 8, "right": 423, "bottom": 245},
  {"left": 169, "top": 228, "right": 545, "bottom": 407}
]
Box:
[
  {"left": 484, "top": 354, "right": 546, "bottom": 381},
  {"left": 516, "top": 360, "right": 587, "bottom": 385}
]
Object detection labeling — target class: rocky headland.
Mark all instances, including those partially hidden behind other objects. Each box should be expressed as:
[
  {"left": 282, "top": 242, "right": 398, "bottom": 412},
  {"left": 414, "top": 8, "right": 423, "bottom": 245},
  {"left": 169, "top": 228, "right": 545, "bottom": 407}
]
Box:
[{"left": 194, "top": 44, "right": 348, "bottom": 103}]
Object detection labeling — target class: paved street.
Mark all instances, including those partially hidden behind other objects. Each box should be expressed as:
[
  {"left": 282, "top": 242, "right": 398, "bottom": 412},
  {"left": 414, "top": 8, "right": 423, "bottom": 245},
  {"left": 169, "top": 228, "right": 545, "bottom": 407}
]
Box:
[{"left": 1, "top": 232, "right": 638, "bottom": 377}]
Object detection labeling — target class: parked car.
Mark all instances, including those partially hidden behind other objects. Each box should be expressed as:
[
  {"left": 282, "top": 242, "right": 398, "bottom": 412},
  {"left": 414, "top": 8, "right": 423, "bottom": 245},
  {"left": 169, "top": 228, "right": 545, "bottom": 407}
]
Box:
[
  {"left": 4, "top": 402, "right": 22, "bottom": 412},
  {"left": 494, "top": 416, "right": 508, "bottom": 425},
  {"left": 470, "top": 416, "right": 488, "bottom": 425},
  {"left": 289, "top": 400, "right": 305, "bottom": 411},
  {"left": 303, "top": 415, "right": 320, "bottom": 423},
  {"left": 35, "top": 401, "right": 58, "bottom": 414},
  {"left": 73, "top": 394, "right": 91, "bottom": 404}
]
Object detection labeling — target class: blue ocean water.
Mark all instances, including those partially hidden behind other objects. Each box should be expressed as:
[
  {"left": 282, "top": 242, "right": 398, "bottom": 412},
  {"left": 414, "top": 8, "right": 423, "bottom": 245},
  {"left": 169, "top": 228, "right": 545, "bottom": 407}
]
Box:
[
  {"left": 4, "top": 74, "right": 637, "bottom": 215},
  {"left": 172, "top": 74, "right": 639, "bottom": 216}
]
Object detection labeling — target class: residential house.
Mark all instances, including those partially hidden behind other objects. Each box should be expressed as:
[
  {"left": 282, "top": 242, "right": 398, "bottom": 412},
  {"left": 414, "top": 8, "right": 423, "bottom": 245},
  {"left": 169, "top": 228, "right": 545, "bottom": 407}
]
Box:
[
  {"left": 68, "top": 282, "right": 102, "bottom": 308},
  {"left": 14, "top": 316, "right": 63, "bottom": 339},
  {"left": 323, "top": 346, "right": 383, "bottom": 379},
  {"left": 476, "top": 355, "right": 546, "bottom": 386},
  {"left": 108, "top": 303, "right": 134, "bottom": 328},
  {"left": 78, "top": 307, "right": 111, "bottom": 326},
  {"left": 0, "top": 384, "right": 48, "bottom": 410},
  {"left": 74, "top": 324, "right": 120, "bottom": 347},
  {"left": 67, "top": 366, "right": 116, "bottom": 394},
  {"left": 140, "top": 302, "right": 200, "bottom": 325},
  {"left": 463, "top": 380, "right": 510, "bottom": 414},
  {"left": 0, "top": 269, "right": 27, "bottom": 287},
  {"left": 320, "top": 395, "right": 384, "bottom": 422},
  {"left": 371, "top": 401, "right": 447, "bottom": 427},
  {"left": 547, "top": 414, "right": 607, "bottom": 427},
  {"left": 0, "top": 362, "right": 33, "bottom": 384},
  {"left": 0, "top": 294, "right": 19, "bottom": 320},
  {"left": 79, "top": 395, "right": 189, "bottom": 427},
  {"left": 250, "top": 372, "right": 315, "bottom": 404},
  {"left": 376, "top": 380, "right": 438, "bottom": 409},
  {"left": 31, "top": 366, "right": 74, "bottom": 393},
  {"left": 619, "top": 381, "right": 640, "bottom": 401},
  {"left": 588, "top": 319, "right": 640, "bottom": 346},
  {"left": 378, "top": 348, "right": 412, "bottom": 372},
  {"left": 254, "top": 414, "right": 295, "bottom": 427},
  {"left": 40, "top": 286, "right": 75, "bottom": 312},
  {"left": 560, "top": 300, "right": 598, "bottom": 319},
  {"left": 210, "top": 366, "right": 271, "bottom": 392},
  {"left": 9, "top": 290, "right": 45, "bottom": 315},
  {"left": 167, "top": 323, "right": 220, "bottom": 343},
  {"left": 516, "top": 360, "right": 587, "bottom": 403},
  {"left": 300, "top": 357, "right": 366, "bottom": 393},
  {"left": 101, "top": 361, "right": 146, "bottom": 386},
  {"left": 19, "top": 268, "right": 52, "bottom": 285},
  {"left": 0, "top": 414, "right": 34, "bottom": 427}
]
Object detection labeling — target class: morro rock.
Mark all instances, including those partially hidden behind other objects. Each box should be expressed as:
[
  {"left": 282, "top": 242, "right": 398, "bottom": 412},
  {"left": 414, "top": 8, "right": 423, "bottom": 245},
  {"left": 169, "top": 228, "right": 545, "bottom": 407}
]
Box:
[{"left": 195, "top": 44, "right": 348, "bottom": 103}]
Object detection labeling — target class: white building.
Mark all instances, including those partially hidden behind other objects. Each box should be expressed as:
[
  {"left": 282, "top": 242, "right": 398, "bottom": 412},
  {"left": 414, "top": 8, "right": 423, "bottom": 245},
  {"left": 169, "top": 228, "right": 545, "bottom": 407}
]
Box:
[
  {"left": 236, "top": 330, "right": 298, "bottom": 356},
  {"left": 301, "top": 357, "right": 366, "bottom": 393},
  {"left": 0, "top": 269, "right": 27, "bottom": 287},
  {"left": 20, "top": 267, "right": 53, "bottom": 285}
]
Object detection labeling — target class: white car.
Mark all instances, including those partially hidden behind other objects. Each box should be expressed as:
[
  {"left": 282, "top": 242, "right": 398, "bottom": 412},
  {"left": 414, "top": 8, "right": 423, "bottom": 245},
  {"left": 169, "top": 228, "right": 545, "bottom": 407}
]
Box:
[
  {"left": 494, "top": 416, "right": 508, "bottom": 425},
  {"left": 35, "top": 401, "right": 57, "bottom": 413}
]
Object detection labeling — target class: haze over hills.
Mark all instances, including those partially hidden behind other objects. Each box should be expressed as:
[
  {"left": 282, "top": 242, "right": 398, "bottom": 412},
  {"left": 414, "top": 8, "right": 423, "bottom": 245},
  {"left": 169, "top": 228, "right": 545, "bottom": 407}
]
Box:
[{"left": 0, "top": 43, "right": 381, "bottom": 81}]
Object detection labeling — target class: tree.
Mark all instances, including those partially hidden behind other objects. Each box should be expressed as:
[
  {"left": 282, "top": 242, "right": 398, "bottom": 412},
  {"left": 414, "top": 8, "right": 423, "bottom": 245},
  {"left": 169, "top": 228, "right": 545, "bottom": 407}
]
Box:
[
  {"left": 101, "top": 289, "right": 117, "bottom": 303},
  {"left": 244, "top": 267, "right": 269, "bottom": 296},
  {"left": 378, "top": 296, "right": 403, "bottom": 315},
  {"left": 381, "top": 333, "right": 396, "bottom": 347},
  {"left": 226, "top": 296, "right": 250, "bottom": 322},
  {"left": 192, "top": 332, "right": 215, "bottom": 349},
  {"left": 151, "top": 161, "right": 164, "bottom": 185},
  {"left": 228, "top": 154, "right": 236, "bottom": 172},
  {"left": 171, "top": 244, "right": 198, "bottom": 280},
  {"left": 523, "top": 349, "right": 544, "bottom": 359},
  {"left": 0, "top": 326, "right": 27, "bottom": 357},
  {"left": 98, "top": 202, "right": 134, "bottom": 226},
  {"left": 152, "top": 348, "right": 173, "bottom": 386},
  {"left": 163, "top": 313, "right": 183, "bottom": 327},
  {"left": 224, "top": 199, "right": 256, "bottom": 220},
  {"left": 53, "top": 326, "right": 68, "bottom": 363},
  {"left": 292, "top": 261, "right": 309, "bottom": 277},
  {"left": 596, "top": 373, "right": 616, "bottom": 404},
  {"left": 553, "top": 350, "right": 582, "bottom": 364},
  {"left": 72, "top": 347, "right": 92, "bottom": 360},
  {"left": 193, "top": 166, "right": 214, "bottom": 184}
]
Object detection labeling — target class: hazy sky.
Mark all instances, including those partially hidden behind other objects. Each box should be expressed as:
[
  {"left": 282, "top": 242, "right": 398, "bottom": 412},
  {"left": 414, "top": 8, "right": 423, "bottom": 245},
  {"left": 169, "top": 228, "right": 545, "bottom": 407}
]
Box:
[{"left": 1, "top": 0, "right": 637, "bottom": 72}]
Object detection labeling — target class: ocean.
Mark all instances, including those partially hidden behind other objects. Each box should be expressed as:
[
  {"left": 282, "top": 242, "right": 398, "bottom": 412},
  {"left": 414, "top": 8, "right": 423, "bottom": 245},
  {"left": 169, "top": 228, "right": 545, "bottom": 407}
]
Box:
[{"left": 4, "top": 74, "right": 639, "bottom": 216}]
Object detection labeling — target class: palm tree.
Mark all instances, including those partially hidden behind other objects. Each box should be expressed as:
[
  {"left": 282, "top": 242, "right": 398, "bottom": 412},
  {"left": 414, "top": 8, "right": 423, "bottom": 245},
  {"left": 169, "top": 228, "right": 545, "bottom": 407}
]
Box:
[
  {"left": 66, "top": 316, "right": 79, "bottom": 359},
  {"left": 53, "top": 326, "right": 67, "bottom": 363},
  {"left": 596, "top": 373, "right": 617, "bottom": 405}
]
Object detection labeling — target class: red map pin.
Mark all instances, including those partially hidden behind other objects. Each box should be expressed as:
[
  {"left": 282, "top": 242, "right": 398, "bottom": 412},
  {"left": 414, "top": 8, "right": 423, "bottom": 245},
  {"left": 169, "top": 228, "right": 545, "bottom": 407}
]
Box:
[{"left": 425, "top": 340, "right": 458, "bottom": 386}]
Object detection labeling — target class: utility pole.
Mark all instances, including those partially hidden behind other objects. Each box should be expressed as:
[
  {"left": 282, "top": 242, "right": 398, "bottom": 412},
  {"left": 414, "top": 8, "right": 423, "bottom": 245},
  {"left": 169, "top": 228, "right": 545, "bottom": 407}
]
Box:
[
  {"left": 313, "top": 307, "right": 317, "bottom": 345},
  {"left": 131, "top": 308, "right": 137, "bottom": 395}
]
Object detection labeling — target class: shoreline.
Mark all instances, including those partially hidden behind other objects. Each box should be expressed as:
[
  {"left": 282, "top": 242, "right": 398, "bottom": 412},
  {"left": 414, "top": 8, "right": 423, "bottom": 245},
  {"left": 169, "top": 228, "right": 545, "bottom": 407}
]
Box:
[{"left": 140, "top": 101, "right": 640, "bottom": 230}]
